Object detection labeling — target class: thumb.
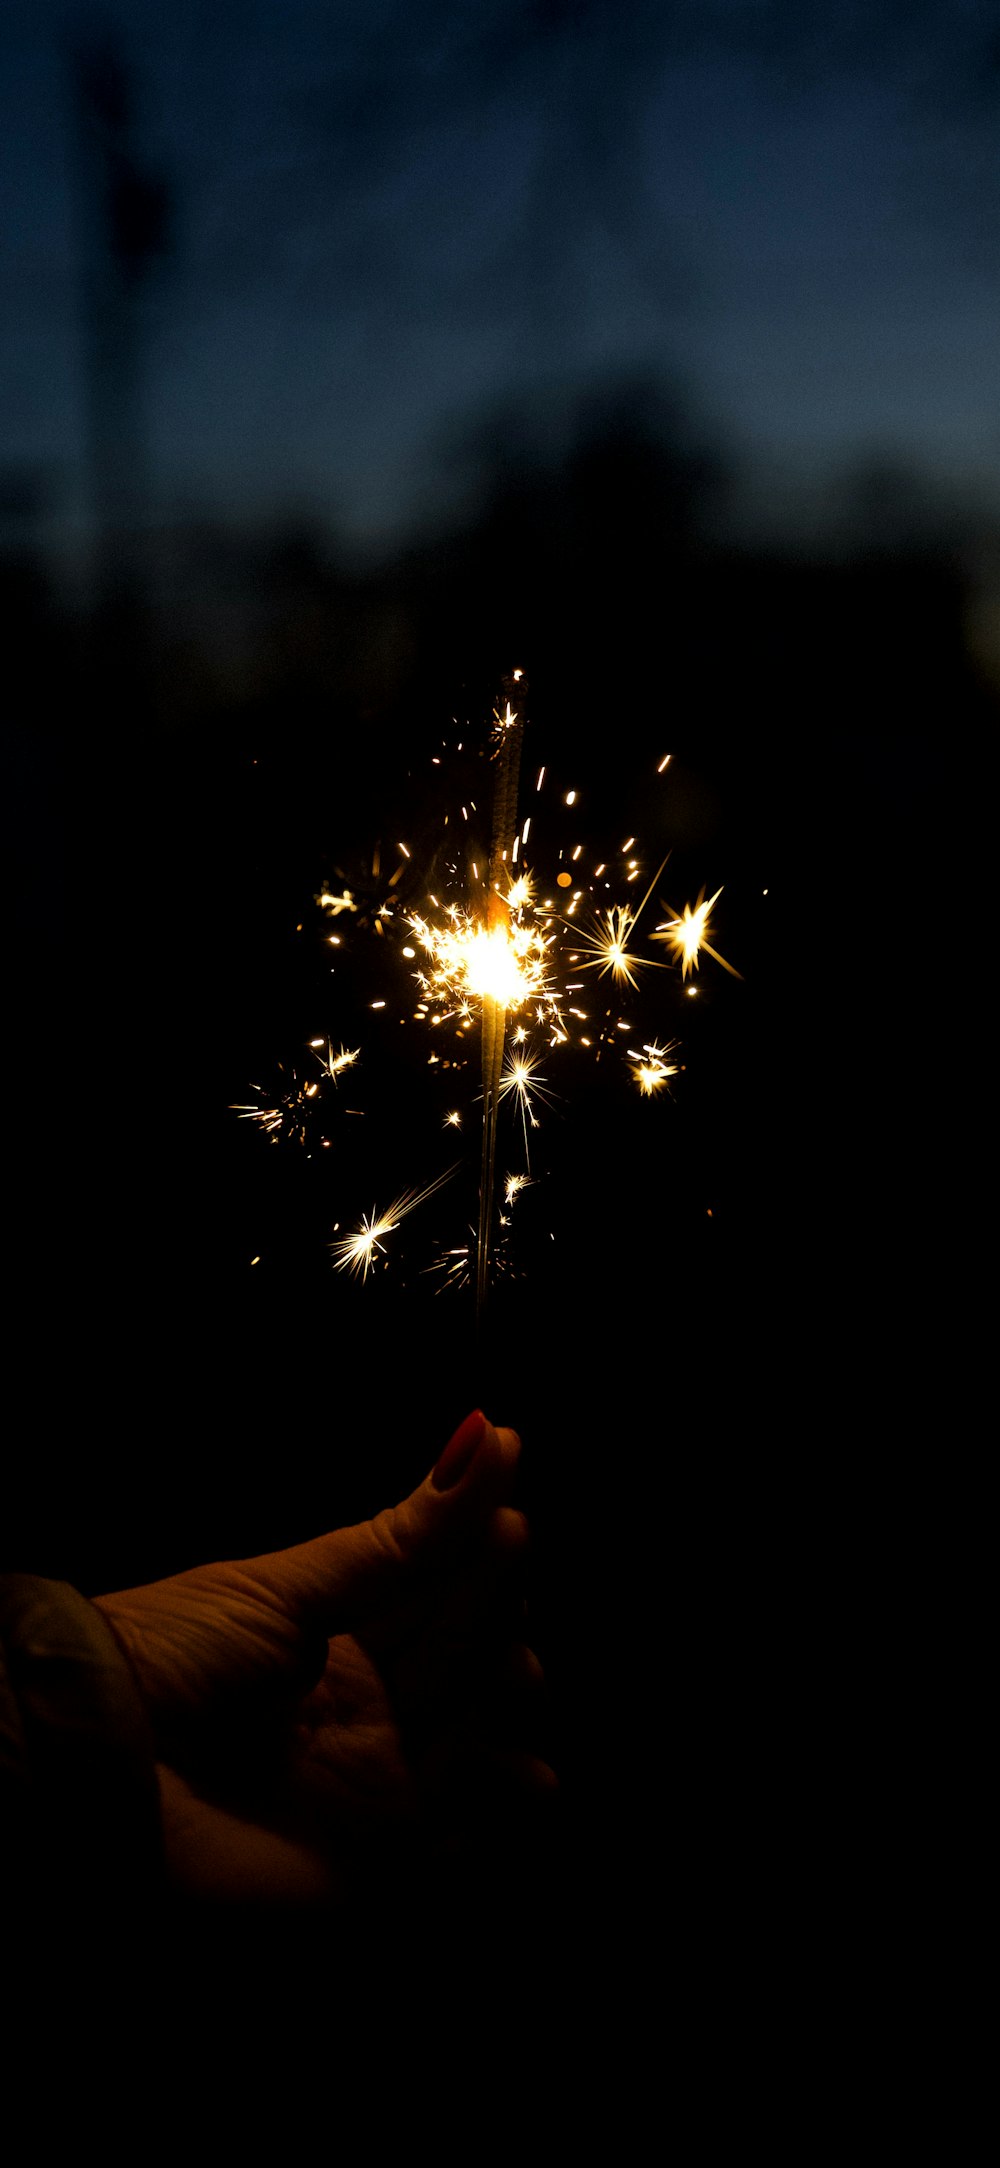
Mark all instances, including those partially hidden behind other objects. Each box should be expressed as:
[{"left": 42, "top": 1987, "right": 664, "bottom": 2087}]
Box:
[{"left": 242, "top": 1411, "right": 521, "bottom": 1638}]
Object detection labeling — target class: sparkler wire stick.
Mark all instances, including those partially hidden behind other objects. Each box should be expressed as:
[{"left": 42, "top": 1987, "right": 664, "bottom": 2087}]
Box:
[{"left": 476, "top": 673, "right": 527, "bottom": 1329}]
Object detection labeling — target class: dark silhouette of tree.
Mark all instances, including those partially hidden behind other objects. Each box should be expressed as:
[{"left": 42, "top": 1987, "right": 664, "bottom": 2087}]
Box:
[{"left": 68, "top": 23, "right": 173, "bottom": 715}]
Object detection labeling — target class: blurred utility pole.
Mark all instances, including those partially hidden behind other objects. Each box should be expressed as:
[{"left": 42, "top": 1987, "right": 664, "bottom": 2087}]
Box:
[{"left": 70, "top": 27, "right": 171, "bottom": 729}]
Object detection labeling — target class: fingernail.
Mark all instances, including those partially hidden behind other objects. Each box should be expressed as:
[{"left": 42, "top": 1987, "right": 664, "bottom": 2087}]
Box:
[{"left": 431, "top": 1409, "right": 487, "bottom": 1491}]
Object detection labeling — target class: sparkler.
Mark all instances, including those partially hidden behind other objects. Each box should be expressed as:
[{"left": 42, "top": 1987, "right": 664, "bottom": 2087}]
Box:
[
  {"left": 233, "top": 671, "right": 744, "bottom": 1321},
  {"left": 477, "top": 673, "right": 528, "bottom": 1327}
]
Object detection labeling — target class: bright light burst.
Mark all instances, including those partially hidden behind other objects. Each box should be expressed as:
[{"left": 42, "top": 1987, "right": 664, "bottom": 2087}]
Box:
[
  {"left": 237, "top": 687, "right": 743, "bottom": 1300},
  {"left": 574, "top": 903, "right": 652, "bottom": 990},
  {"left": 331, "top": 1166, "right": 458, "bottom": 1279},
  {"left": 654, "top": 887, "right": 742, "bottom": 980},
  {"left": 408, "top": 899, "right": 561, "bottom": 1026},
  {"left": 314, "top": 1041, "right": 360, "bottom": 1082},
  {"left": 498, "top": 1046, "right": 556, "bottom": 1125},
  {"left": 493, "top": 698, "right": 519, "bottom": 738},
  {"left": 497, "top": 1043, "right": 557, "bottom": 1171},
  {"left": 629, "top": 1040, "right": 679, "bottom": 1096},
  {"left": 505, "top": 869, "right": 535, "bottom": 912}
]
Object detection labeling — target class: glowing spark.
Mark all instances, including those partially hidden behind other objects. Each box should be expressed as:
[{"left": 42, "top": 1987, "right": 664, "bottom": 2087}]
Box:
[
  {"left": 657, "top": 754, "right": 672, "bottom": 773},
  {"left": 426, "top": 1241, "right": 473, "bottom": 1292},
  {"left": 654, "top": 887, "right": 742, "bottom": 980},
  {"left": 231, "top": 1095, "right": 287, "bottom": 1135},
  {"left": 315, "top": 1042, "right": 360, "bottom": 1082},
  {"left": 498, "top": 1044, "right": 556, "bottom": 1170},
  {"left": 331, "top": 1166, "right": 458, "bottom": 1280},
  {"left": 629, "top": 1040, "right": 679, "bottom": 1096},
  {"left": 231, "top": 1069, "right": 311, "bottom": 1145},
  {"left": 504, "top": 1172, "right": 532, "bottom": 1206},
  {"left": 574, "top": 904, "right": 660, "bottom": 990},
  {"left": 506, "top": 867, "right": 535, "bottom": 911},
  {"left": 316, "top": 889, "right": 357, "bottom": 917},
  {"left": 498, "top": 1047, "right": 555, "bottom": 1125}
]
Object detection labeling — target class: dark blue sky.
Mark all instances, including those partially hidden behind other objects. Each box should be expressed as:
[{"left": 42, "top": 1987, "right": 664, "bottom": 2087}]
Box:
[{"left": 2, "top": 0, "right": 997, "bottom": 562}]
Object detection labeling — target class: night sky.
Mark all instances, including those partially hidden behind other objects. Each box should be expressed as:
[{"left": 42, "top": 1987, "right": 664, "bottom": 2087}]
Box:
[{"left": 3, "top": 1, "right": 998, "bottom": 557}]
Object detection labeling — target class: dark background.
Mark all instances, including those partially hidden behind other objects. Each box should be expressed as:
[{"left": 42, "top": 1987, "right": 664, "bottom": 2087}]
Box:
[{"left": 4, "top": 1, "right": 989, "bottom": 2022}]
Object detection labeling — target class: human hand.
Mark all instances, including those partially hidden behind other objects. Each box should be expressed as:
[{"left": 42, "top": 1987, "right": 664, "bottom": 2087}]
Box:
[{"left": 94, "top": 1412, "right": 557, "bottom": 1906}]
